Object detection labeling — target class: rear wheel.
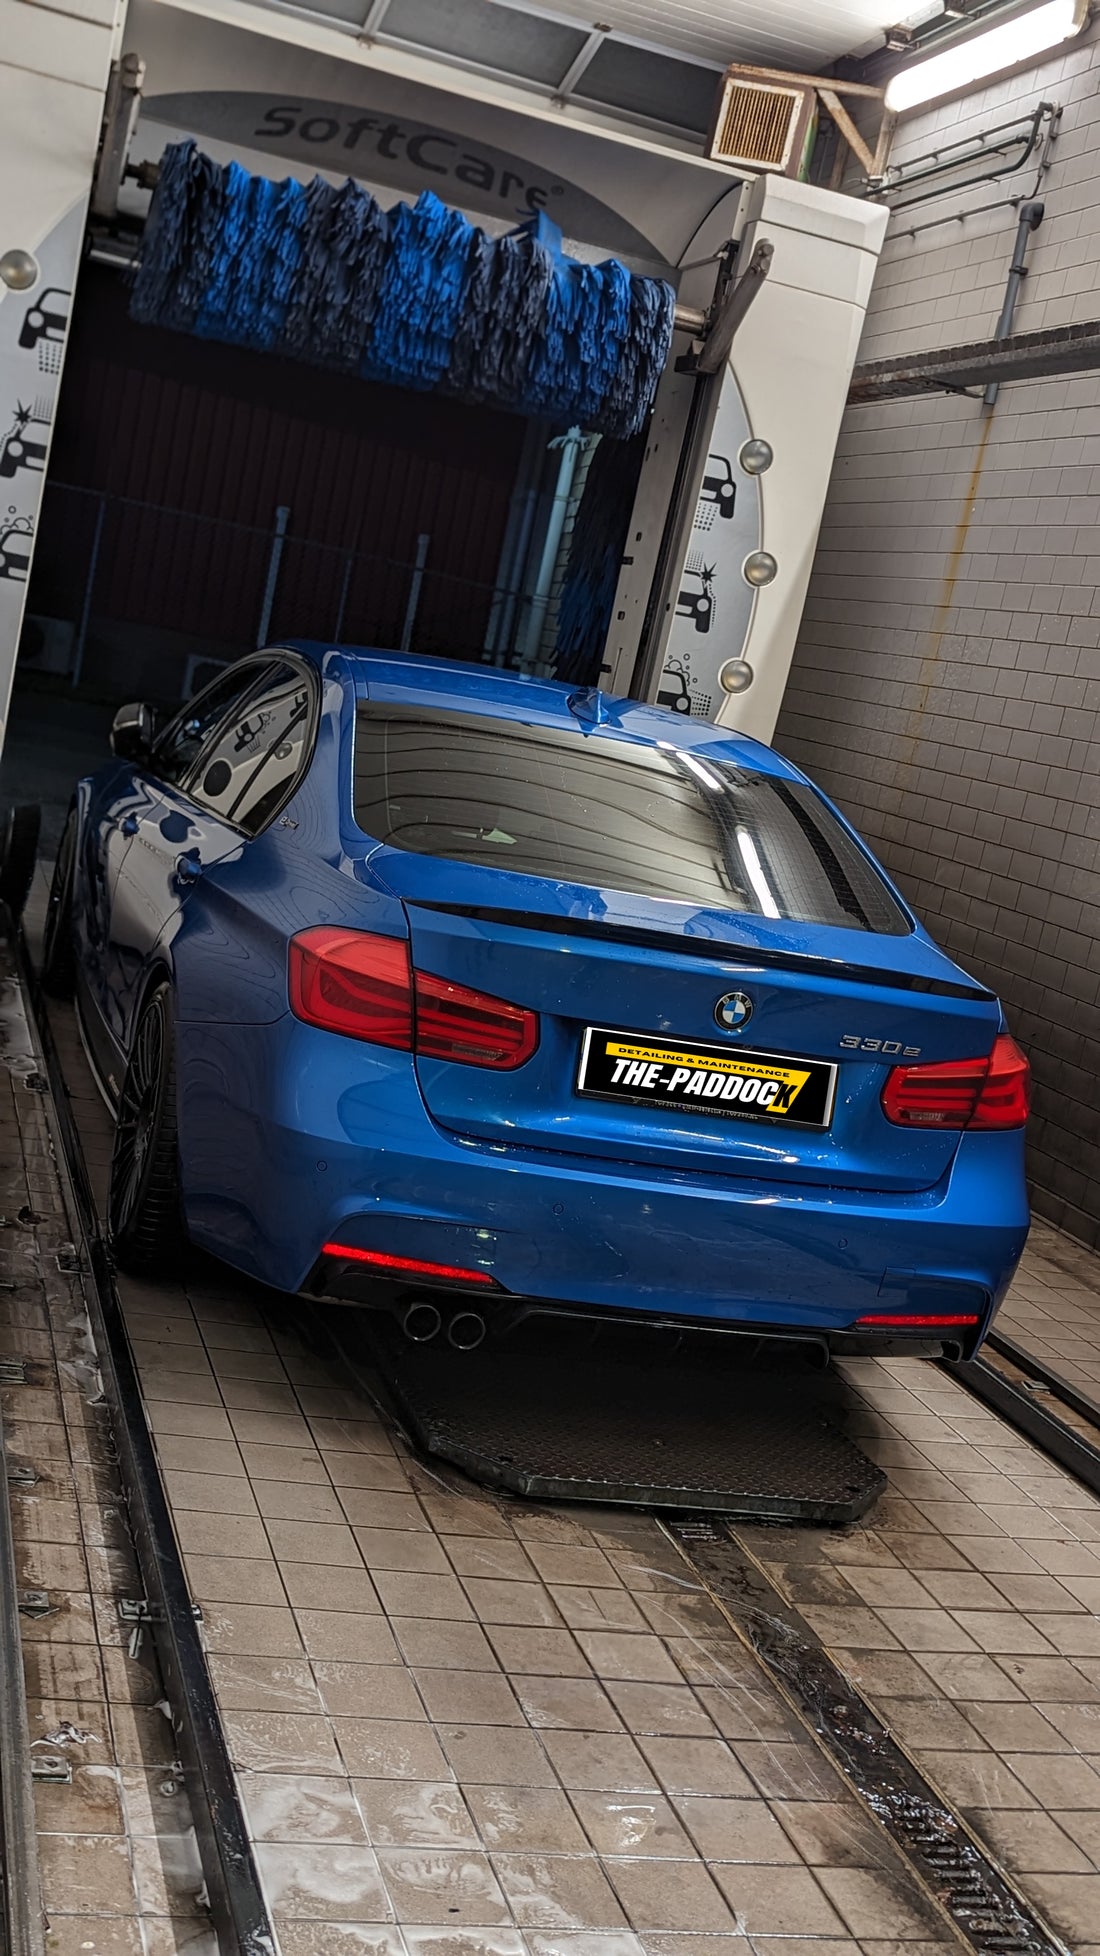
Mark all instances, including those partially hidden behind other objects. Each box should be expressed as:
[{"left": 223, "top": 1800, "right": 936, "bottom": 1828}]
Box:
[
  {"left": 0, "top": 803, "right": 41, "bottom": 921},
  {"left": 41, "top": 810, "right": 77, "bottom": 998},
  {"left": 109, "top": 982, "right": 185, "bottom": 1273}
]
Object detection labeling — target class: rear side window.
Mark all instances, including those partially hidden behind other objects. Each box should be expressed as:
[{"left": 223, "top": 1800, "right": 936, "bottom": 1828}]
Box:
[
  {"left": 189, "top": 662, "right": 315, "bottom": 834},
  {"left": 153, "top": 663, "right": 267, "bottom": 788},
  {"left": 352, "top": 706, "right": 910, "bottom": 934}
]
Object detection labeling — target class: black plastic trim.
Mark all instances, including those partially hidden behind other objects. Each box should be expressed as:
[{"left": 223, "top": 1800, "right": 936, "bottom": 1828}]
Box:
[
  {"left": 411, "top": 901, "right": 997, "bottom": 1001},
  {"left": 15, "top": 931, "right": 275, "bottom": 1956},
  {"left": 306, "top": 1263, "right": 966, "bottom": 1360}
]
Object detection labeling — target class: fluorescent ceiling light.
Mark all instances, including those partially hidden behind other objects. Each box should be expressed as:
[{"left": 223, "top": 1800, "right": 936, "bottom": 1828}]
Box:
[
  {"left": 885, "top": 0, "right": 1087, "bottom": 111},
  {"left": 736, "top": 828, "right": 780, "bottom": 919},
  {"left": 680, "top": 752, "right": 724, "bottom": 792},
  {"left": 901, "top": 2, "right": 947, "bottom": 26}
]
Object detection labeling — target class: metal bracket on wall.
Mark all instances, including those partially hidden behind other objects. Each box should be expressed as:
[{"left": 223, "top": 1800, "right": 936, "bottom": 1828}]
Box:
[
  {"left": 91, "top": 54, "right": 146, "bottom": 222},
  {"left": 850, "top": 314, "right": 1100, "bottom": 400},
  {"left": 869, "top": 101, "right": 1059, "bottom": 211},
  {"left": 676, "top": 239, "right": 774, "bottom": 376}
]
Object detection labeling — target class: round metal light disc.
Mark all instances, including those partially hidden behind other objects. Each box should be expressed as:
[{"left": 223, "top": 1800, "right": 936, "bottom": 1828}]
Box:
[
  {"left": 719, "top": 659, "right": 754, "bottom": 694},
  {"left": 739, "top": 438, "right": 774, "bottom": 475},
  {"left": 743, "top": 551, "right": 778, "bottom": 587},
  {"left": 0, "top": 249, "right": 39, "bottom": 292}
]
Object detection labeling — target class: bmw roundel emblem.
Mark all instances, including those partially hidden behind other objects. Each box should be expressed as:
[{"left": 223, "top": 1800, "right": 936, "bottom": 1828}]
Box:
[{"left": 715, "top": 990, "right": 754, "bottom": 1033}]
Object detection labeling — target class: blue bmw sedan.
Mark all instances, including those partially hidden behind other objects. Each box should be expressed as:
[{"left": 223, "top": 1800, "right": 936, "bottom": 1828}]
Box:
[{"left": 43, "top": 644, "right": 1029, "bottom": 1360}]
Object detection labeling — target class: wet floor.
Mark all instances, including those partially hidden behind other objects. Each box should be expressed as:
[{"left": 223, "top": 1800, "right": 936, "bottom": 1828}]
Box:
[
  {"left": 0, "top": 962, "right": 207, "bottom": 1956},
  {"left": 6, "top": 972, "right": 1100, "bottom": 1953}
]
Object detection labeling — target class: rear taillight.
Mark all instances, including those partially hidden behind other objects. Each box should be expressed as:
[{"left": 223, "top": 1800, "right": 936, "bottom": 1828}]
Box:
[
  {"left": 289, "top": 927, "right": 413, "bottom": 1049},
  {"left": 881, "top": 1033, "right": 1029, "bottom": 1130},
  {"left": 968, "top": 1034, "right": 1031, "bottom": 1129},
  {"left": 289, "top": 928, "right": 538, "bottom": 1070},
  {"left": 415, "top": 967, "right": 538, "bottom": 1067}
]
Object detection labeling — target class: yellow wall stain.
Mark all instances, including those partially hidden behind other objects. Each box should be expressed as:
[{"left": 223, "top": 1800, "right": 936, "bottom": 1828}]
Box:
[{"left": 900, "top": 408, "right": 996, "bottom": 768}]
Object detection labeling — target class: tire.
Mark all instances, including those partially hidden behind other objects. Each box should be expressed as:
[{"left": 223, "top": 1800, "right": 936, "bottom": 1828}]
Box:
[
  {"left": 108, "top": 982, "right": 185, "bottom": 1274},
  {"left": 0, "top": 803, "right": 41, "bottom": 921},
  {"left": 41, "top": 809, "right": 77, "bottom": 999}
]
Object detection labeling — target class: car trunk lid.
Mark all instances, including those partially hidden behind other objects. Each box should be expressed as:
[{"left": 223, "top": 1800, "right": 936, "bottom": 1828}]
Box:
[{"left": 371, "top": 854, "right": 999, "bottom": 1193}]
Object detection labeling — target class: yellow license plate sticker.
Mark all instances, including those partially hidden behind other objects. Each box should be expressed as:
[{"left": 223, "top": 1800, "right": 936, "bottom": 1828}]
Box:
[{"left": 579, "top": 1028, "right": 836, "bottom": 1127}]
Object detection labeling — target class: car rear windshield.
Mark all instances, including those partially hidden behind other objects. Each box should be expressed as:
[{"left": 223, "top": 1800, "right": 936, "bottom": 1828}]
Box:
[{"left": 353, "top": 705, "right": 910, "bottom": 934}]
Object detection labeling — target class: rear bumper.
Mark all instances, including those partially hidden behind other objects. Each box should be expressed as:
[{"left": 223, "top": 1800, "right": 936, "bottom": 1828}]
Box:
[
  {"left": 302, "top": 1256, "right": 993, "bottom": 1361},
  {"left": 178, "top": 1019, "right": 1030, "bottom": 1347},
  {"left": 175, "top": 1009, "right": 1025, "bottom": 1345}
]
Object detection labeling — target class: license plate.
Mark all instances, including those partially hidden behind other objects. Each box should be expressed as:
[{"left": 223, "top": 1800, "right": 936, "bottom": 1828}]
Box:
[{"left": 577, "top": 1027, "right": 837, "bottom": 1129}]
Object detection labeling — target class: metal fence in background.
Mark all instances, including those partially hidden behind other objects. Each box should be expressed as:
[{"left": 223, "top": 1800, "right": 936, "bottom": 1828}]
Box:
[{"left": 22, "top": 482, "right": 543, "bottom": 703}]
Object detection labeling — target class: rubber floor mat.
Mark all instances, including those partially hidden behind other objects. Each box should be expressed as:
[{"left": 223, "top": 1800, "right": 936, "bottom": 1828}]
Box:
[{"left": 372, "top": 1335, "right": 885, "bottom": 1521}]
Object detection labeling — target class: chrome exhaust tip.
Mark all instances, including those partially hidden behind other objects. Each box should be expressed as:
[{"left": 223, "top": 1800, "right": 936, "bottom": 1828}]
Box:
[
  {"left": 447, "top": 1311, "right": 487, "bottom": 1352},
  {"left": 403, "top": 1301, "right": 442, "bottom": 1344}
]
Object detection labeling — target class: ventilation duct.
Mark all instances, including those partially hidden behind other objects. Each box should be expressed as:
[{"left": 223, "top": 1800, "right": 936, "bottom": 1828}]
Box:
[{"left": 708, "top": 70, "right": 818, "bottom": 177}]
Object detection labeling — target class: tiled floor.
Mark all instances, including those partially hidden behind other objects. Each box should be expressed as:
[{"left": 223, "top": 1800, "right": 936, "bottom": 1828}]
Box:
[
  {"left": 743, "top": 1354, "right": 1100, "bottom": 1950},
  {"left": 0, "top": 958, "right": 210, "bottom": 1956},
  {"left": 16, "top": 983, "right": 1100, "bottom": 1954},
  {"left": 45, "top": 1001, "right": 963, "bottom": 1955},
  {"left": 113, "top": 1277, "right": 968, "bottom": 1956},
  {"left": 999, "top": 1217, "right": 1100, "bottom": 1409}
]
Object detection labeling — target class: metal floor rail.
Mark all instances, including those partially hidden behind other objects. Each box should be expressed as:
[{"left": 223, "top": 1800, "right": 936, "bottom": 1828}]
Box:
[
  {"left": 0, "top": 1374, "right": 46, "bottom": 1956},
  {"left": 11, "top": 928, "right": 276, "bottom": 1956},
  {"left": 944, "top": 1335, "right": 1100, "bottom": 1499}
]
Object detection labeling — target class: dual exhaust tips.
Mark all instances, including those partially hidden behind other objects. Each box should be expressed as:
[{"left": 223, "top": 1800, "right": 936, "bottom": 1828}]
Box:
[{"left": 402, "top": 1300, "right": 487, "bottom": 1351}]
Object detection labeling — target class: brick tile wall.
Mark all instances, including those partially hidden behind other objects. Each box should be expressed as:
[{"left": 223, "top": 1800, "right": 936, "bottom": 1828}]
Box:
[{"left": 776, "top": 23, "right": 1100, "bottom": 1244}]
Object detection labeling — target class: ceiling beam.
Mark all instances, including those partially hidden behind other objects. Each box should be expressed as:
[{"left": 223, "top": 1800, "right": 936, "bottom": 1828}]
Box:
[
  {"left": 555, "top": 28, "right": 607, "bottom": 99},
  {"left": 725, "top": 63, "right": 884, "bottom": 97},
  {"left": 818, "top": 89, "right": 876, "bottom": 175},
  {"left": 849, "top": 318, "right": 1100, "bottom": 401}
]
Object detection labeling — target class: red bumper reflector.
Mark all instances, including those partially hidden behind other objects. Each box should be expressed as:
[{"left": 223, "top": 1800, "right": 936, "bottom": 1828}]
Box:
[
  {"left": 855, "top": 1312, "right": 980, "bottom": 1328},
  {"left": 322, "top": 1242, "right": 496, "bottom": 1287}
]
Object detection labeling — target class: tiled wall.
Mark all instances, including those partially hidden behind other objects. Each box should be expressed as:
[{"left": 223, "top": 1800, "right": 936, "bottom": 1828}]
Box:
[{"left": 776, "top": 23, "right": 1100, "bottom": 1243}]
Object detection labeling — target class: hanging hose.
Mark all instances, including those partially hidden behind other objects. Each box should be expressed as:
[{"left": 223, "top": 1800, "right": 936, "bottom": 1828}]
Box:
[{"left": 553, "top": 429, "right": 647, "bottom": 683}]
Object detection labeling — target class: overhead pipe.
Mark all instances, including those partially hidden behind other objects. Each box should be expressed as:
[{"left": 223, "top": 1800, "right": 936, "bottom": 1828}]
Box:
[
  {"left": 256, "top": 504, "right": 290, "bottom": 647},
  {"left": 984, "top": 199, "right": 1044, "bottom": 409},
  {"left": 518, "top": 426, "right": 585, "bottom": 672}
]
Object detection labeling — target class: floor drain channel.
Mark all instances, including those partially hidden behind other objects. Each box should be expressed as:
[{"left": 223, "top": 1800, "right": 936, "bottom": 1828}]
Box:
[{"left": 666, "top": 1518, "right": 1070, "bottom": 1956}]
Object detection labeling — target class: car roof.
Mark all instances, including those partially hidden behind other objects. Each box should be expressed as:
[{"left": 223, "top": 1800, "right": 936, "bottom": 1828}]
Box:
[{"left": 281, "top": 641, "right": 800, "bottom": 780}]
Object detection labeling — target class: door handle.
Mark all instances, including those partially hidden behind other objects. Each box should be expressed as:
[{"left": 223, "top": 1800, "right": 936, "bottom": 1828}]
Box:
[{"left": 175, "top": 850, "right": 203, "bottom": 887}]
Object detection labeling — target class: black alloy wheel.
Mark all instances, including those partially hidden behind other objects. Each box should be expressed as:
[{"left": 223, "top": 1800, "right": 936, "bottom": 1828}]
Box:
[
  {"left": 0, "top": 802, "right": 41, "bottom": 921},
  {"left": 108, "top": 982, "right": 185, "bottom": 1272},
  {"left": 41, "top": 808, "right": 77, "bottom": 998}
]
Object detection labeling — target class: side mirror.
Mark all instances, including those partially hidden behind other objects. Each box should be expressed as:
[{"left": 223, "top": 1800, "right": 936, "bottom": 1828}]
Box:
[{"left": 110, "top": 702, "right": 156, "bottom": 763}]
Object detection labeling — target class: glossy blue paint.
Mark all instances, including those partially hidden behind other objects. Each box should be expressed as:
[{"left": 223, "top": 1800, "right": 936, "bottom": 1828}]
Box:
[{"left": 68, "top": 643, "right": 1029, "bottom": 1341}]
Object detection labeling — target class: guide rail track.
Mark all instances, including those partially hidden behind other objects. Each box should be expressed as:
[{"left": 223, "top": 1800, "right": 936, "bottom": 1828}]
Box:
[
  {"left": 944, "top": 1329, "right": 1100, "bottom": 1498},
  {"left": 12, "top": 930, "right": 276, "bottom": 1956},
  {"left": 0, "top": 1356, "right": 46, "bottom": 1956}
]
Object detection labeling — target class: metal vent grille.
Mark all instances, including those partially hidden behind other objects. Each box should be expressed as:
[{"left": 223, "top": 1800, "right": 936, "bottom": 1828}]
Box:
[{"left": 710, "top": 76, "right": 809, "bottom": 173}]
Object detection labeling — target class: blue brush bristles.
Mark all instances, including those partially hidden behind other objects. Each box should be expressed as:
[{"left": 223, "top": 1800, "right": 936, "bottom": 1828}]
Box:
[{"left": 131, "top": 142, "right": 675, "bottom": 436}]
